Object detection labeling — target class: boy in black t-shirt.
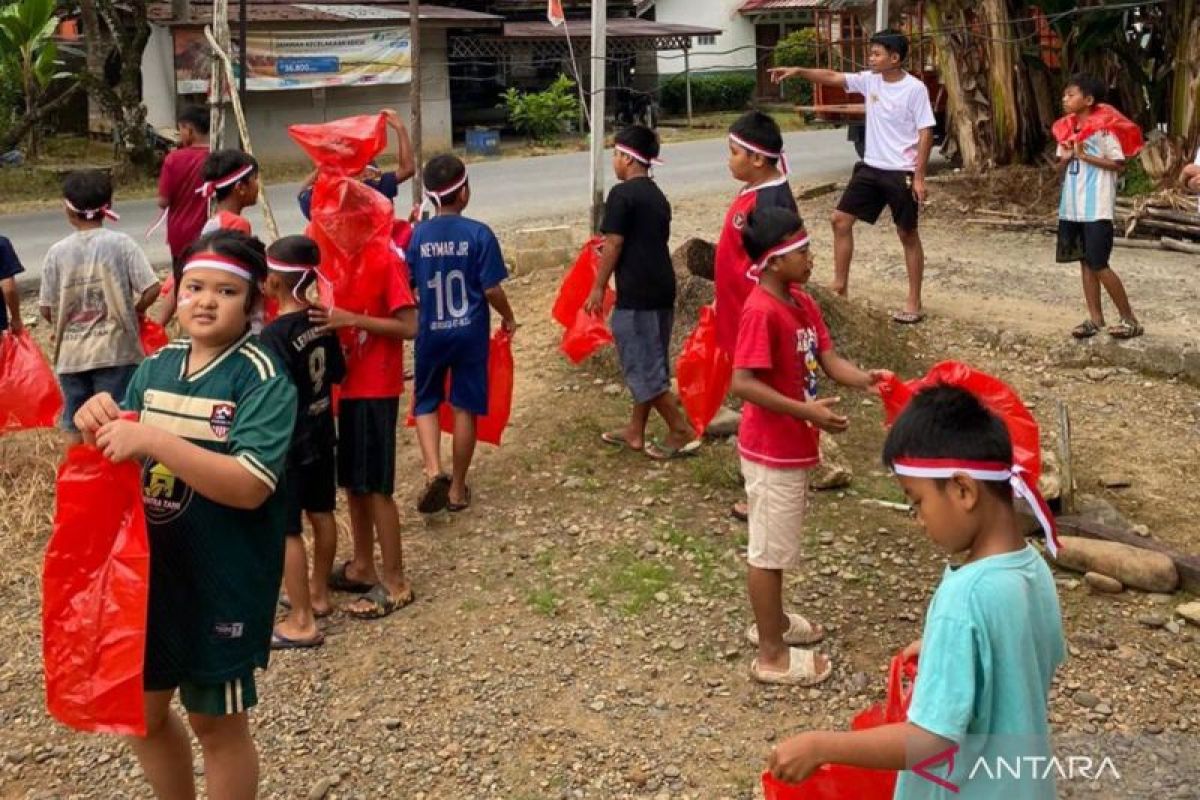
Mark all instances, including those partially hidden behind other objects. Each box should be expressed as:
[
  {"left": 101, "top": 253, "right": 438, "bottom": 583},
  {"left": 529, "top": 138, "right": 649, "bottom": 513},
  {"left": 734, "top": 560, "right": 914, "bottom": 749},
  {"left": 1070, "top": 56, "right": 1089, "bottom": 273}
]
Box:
[
  {"left": 584, "top": 126, "right": 696, "bottom": 460},
  {"left": 259, "top": 235, "right": 346, "bottom": 648},
  {"left": 0, "top": 235, "right": 24, "bottom": 335}
]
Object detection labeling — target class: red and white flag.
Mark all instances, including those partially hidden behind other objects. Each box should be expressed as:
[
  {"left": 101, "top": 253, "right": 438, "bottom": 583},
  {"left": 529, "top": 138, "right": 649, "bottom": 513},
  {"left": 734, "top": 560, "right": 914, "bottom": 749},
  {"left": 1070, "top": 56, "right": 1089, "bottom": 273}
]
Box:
[{"left": 547, "top": 0, "right": 565, "bottom": 26}]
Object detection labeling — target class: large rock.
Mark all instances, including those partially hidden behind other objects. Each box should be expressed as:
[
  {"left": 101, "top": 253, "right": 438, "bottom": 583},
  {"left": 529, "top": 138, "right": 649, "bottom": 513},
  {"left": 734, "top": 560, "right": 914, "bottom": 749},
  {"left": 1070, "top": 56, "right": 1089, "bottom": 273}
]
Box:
[
  {"left": 1175, "top": 601, "right": 1200, "bottom": 627},
  {"left": 705, "top": 407, "right": 741, "bottom": 438},
  {"left": 811, "top": 438, "right": 853, "bottom": 491},
  {"left": 1051, "top": 536, "right": 1179, "bottom": 593},
  {"left": 672, "top": 238, "right": 716, "bottom": 281}
]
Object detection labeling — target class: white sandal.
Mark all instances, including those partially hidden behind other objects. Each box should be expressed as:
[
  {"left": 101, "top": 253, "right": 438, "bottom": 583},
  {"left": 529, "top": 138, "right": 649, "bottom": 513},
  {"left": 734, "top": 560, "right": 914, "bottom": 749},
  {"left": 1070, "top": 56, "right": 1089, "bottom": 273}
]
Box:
[
  {"left": 750, "top": 647, "right": 833, "bottom": 687},
  {"left": 746, "top": 613, "right": 826, "bottom": 647}
]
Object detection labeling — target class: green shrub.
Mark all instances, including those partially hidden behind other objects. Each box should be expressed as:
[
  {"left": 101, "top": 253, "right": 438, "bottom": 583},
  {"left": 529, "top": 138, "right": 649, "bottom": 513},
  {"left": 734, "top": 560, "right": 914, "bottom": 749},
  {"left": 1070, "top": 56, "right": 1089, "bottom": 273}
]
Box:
[
  {"left": 773, "top": 28, "right": 819, "bottom": 109},
  {"left": 501, "top": 74, "right": 581, "bottom": 144},
  {"left": 1120, "top": 156, "right": 1155, "bottom": 197},
  {"left": 660, "top": 72, "right": 756, "bottom": 115}
]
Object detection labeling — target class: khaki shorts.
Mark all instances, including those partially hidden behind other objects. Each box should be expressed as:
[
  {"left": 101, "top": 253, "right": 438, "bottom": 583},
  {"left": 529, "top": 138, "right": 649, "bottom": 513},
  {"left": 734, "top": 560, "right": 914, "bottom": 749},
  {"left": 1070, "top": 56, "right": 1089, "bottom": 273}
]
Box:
[{"left": 742, "top": 457, "right": 809, "bottom": 570}]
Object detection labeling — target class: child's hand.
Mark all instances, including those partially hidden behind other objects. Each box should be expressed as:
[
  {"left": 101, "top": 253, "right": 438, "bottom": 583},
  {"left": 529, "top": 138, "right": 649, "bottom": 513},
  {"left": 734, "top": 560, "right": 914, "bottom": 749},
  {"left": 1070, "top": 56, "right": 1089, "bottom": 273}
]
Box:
[
  {"left": 74, "top": 392, "right": 122, "bottom": 440},
  {"left": 806, "top": 397, "right": 849, "bottom": 433},
  {"left": 583, "top": 287, "right": 605, "bottom": 316},
  {"left": 902, "top": 638, "right": 922, "bottom": 662},
  {"left": 1072, "top": 140, "right": 1085, "bottom": 160},
  {"left": 501, "top": 317, "right": 519, "bottom": 335},
  {"left": 95, "top": 419, "right": 159, "bottom": 463},
  {"left": 767, "top": 66, "right": 802, "bottom": 84},
  {"left": 768, "top": 732, "right": 824, "bottom": 783},
  {"left": 1189, "top": 174, "right": 1200, "bottom": 192},
  {"left": 382, "top": 108, "right": 404, "bottom": 130},
  {"left": 309, "top": 305, "right": 357, "bottom": 332},
  {"left": 866, "top": 369, "right": 890, "bottom": 388}
]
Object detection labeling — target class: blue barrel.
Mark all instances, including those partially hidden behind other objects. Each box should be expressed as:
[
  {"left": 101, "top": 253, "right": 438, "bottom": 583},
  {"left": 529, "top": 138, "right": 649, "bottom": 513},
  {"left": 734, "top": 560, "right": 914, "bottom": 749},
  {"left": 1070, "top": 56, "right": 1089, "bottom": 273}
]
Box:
[{"left": 465, "top": 127, "right": 500, "bottom": 156}]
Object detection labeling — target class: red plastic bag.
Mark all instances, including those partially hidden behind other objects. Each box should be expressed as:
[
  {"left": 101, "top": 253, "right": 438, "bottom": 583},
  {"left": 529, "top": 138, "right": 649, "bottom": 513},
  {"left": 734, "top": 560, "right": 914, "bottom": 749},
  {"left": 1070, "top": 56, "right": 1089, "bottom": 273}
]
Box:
[
  {"left": 138, "top": 317, "right": 168, "bottom": 356},
  {"left": 877, "top": 361, "right": 1042, "bottom": 483},
  {"left": 762, "top": 655, "right": 916, "bottom": 800},
  {"left": 560, "top": 308, "right": 613, "bottom": 364},
  {"left": 0, "top": 330, "right": 63, "bottom": 433},
  {"left": 675, "top": 304, "right": 733, "bottom": 436},
  {"left": 405, "top": 329, "right": 515, "bottom": 446},
  {"left": 1052, "top": 103, "right": 1143, "bottom": 157},
  {"left": 552, "top": 237, "right": 609, "bottom": 328},
  {"left": 43, "top": 443, "right": 150, "bottom": 736},
  {"left": 288, "top": 114, "right": 388, "bottom": 178}
]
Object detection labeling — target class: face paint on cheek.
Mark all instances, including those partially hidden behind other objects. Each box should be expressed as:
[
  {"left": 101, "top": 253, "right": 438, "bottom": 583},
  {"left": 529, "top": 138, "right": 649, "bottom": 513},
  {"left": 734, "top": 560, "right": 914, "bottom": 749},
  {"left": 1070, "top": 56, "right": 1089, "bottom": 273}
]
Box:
[{"left": 178, "top": 290, "right": 195, "bottom": 308}]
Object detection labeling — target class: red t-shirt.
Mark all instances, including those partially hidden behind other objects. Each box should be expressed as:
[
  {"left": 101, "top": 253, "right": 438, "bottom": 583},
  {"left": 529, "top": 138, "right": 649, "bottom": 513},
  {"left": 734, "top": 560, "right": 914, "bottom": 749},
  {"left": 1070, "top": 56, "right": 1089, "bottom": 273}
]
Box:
[
  {"left": 714, "top": 177, "right": 798, "bottom": 356},
  {"left": 734, "top": 285, "right": 832, "bottom": 469},
  {"left": 158, "top": 146, "right": 210, "bottom": 259},
  {"left": 340, "top": 250, "right": 417, "bottom": 399},
  {"left": 201, "top": 210, "right": 252, "bottom": 236}
]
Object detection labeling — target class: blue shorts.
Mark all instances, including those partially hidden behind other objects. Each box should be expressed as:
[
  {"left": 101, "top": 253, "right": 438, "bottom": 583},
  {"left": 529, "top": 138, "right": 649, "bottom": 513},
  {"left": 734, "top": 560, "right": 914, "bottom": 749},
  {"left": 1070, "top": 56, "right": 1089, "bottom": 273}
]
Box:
[
  {"left": 611, "top": 308, "right": 673, "bottom": 404},
  {"left": 413, "top": 347, "right": 488, "bottom": 417},
  {"left": 58, "top": 364, "right": 139, "bottom": 432}
]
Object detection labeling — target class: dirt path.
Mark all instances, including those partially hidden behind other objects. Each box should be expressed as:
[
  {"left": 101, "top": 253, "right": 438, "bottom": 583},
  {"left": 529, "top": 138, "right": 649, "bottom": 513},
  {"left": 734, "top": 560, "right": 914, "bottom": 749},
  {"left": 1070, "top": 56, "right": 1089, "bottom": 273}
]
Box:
[{"left": 2, "top": 188, "right": 1199, "bottom": 799}]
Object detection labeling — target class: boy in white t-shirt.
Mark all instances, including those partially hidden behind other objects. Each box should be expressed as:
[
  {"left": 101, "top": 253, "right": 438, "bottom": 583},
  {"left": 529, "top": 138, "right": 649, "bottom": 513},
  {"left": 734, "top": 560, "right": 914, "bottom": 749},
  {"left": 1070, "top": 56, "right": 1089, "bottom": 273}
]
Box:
[
  {"left": 1183, "top": 148, "right": 1200, "bottom": 211},
  {"left": 770, "top": 29, "right": 936, "bottom": 325}
]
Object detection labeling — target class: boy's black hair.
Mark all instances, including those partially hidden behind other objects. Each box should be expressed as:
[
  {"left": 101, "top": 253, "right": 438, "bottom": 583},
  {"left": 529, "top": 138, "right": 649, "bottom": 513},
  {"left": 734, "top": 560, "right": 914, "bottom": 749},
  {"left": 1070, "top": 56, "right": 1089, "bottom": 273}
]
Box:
[
  {"left": 614, "top": 124, "right": 660, "bottom": 162},
  {"left": 423, "top": 153, "right": 468, "bottom": 205},
  {"left": 870, "top": 29, "right": 909, "bottom": 62},
  {"left": 177, "top": 105, "right": 211, "bottom": 136},
  {"left": 741, "top": 206, "right": 806, "bottom": 263},
  {"left": 267, "top": 235, "right": 321, "bottom": 299},
  {"left": 203, "top": 149, "right": 259, "bottom": 201},
  {"left": 63, "top": 170, "right": 113, "bottom": 221},
  {"left": 178, "top": 230, "right": 268, "bottom": 313},
  {"left": 1066, "top": 73, "right": 1106, "bottom": 105},
  {"left": 729, "top": 111, "right": 782, "bottom": 165},
  {"left": 882, "top": 385, "right": 1013, "bottom": 499}
]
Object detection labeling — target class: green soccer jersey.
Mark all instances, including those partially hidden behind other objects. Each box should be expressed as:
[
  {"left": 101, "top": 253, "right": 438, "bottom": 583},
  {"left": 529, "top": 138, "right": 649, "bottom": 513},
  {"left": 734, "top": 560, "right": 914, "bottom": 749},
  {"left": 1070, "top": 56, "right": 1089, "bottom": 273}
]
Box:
[{"left": 122, "top": 332, "right": 297, "bottom": 687}]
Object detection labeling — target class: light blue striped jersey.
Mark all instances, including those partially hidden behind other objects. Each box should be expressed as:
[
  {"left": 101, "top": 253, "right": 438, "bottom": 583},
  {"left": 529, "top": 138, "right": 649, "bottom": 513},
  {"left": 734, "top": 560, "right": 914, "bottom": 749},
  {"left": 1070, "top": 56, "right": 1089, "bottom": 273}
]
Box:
[{"left": 1057, "top": 131, "right": 1123, "bottom": 222}]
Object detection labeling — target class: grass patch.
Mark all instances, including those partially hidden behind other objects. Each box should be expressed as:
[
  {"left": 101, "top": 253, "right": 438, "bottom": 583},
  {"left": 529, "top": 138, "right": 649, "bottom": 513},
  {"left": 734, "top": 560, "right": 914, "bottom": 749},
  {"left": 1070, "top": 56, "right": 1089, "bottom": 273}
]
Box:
[
  {"left": 662, "top": 523, "right": 736, "bottom": 596},
  {"left": 527, "top": 587, "right": 561, "bottom": 616},
  {"left": 687, "top": 448, "right": 742, "bottom": 490},
  {"left": 588, "top": 547, "right": 675, "bottom": 615}
]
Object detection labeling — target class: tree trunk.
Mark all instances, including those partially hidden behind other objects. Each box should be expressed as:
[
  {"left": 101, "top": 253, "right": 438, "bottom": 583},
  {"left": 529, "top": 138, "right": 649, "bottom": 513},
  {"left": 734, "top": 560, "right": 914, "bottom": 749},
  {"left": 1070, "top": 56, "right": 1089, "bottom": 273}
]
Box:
[
  {"left": 78, "top": 0, "right": 154, "bottom": 173},
  {"left": 0, "top": 83, "right": 84, "bottom": 153},
  {"left": 1170, "top": 0, "right": 1200, "bottom": 151}
]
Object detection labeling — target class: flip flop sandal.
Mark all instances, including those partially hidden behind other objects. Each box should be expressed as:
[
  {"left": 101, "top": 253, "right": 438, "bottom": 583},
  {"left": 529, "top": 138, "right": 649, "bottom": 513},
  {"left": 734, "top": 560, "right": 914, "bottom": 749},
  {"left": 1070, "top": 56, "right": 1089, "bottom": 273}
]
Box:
[
  {"left": 645, "top": 440, "right": 700, "bottom": 461},
  {"left": 746, "top": 613, "right": 827, "bottom": 647},
  {"left": 277, "top": 595, "right": 333, "bottom": 618},
  {"left": 750, "top": 647, "right": 833, "bottom": 687},
  {"left": 600, "top": 431, "right": 642, "bottom": 452},
  {"left": 1071, "top": 320, "right": 1102, "bottom": 339},
  {"left": 270, "top": 630, "right": 325, "bottom": 650},
  {"left": 417, "top": 474, "right": 452, "bottom": 514},
  {"left": 327, "top": 560, "right": 373, "bottom": 594},
  {"left": 448, "top": 486, "right": 472, "bottom": 513},
  {"left": 346, "top": 583, "right": 415, "bottom": 620},
  {"left": 1108, "top": 318, "right": 1144, "bottom": 340},
  {"left": 890, "top": 310, "right": 926, "bottom": 325},
  {"left": 730, "top": 502, "right": 749, "bottom": 523}
]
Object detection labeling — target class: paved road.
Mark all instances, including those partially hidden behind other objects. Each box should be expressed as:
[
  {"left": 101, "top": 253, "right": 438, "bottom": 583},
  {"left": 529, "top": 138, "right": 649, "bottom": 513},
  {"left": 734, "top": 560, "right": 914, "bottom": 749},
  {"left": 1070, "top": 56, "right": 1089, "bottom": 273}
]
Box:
[{"left": 7, "top": 127, "right": 860, "bottom": 288}]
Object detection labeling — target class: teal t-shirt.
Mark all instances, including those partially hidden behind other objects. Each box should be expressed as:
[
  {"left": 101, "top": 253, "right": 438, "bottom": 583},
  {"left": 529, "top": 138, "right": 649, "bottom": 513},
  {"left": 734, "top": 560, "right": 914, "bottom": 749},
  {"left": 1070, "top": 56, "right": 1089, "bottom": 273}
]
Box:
[{"left": 895, "top": 545, "right": 1065, "bottom": 800}]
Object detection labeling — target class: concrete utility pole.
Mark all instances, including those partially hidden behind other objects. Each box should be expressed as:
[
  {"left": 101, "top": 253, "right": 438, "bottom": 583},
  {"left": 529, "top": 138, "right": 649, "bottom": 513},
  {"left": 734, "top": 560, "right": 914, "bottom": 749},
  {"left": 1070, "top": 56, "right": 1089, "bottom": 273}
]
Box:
[
  {"left": 410, "top": 0, "right": 424, "bottom": 204},
  {"left": 875, "top": 0, "right": 889, "bottom": 32},
  {"left": 589, "top": 0, "right": 607, "bottom": 232}
]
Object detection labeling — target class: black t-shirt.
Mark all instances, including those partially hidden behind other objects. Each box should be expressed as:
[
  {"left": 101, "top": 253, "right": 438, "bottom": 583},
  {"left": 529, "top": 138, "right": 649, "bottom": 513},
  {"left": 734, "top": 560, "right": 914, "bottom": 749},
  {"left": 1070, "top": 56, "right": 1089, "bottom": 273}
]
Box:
[
  {"left": 600, "top": 177, "right": 676, "bottom": 310},
  {"left": 0, "top": 236, "right": 24, "bottom": 330},
  {"left": 259, "top": 310, "right": 346, "bottom": 465}
]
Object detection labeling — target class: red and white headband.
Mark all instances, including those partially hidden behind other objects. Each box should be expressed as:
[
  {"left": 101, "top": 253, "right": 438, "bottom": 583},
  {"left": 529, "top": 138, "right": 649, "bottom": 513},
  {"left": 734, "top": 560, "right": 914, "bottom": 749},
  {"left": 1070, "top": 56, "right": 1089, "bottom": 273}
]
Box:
[
  {"left": 615, "top": 144, "right": 664, "bottom": 168},
  {"left": 64, "top": 199, "right": 120, "bottom": 222},
  {"left": 748, "top": 230, "right": 810, "bottom": 278},
  {"left": 424, "top": 172, "right": 468, "bottom": 208},
  {"left": 892, "top": 457, "right": 1061, "bottom": 556},
  {"left": 268, "top": 257, "right": 323, "bottom": 302},
  {"left": 183, "top": 252, "right": 253, "bottom": 282},
  {"left": 729, "top": 133, "right": 790, "bottom": 175},
  {"left": 197, "top": 164, "right": 256, "bottom": 199}
]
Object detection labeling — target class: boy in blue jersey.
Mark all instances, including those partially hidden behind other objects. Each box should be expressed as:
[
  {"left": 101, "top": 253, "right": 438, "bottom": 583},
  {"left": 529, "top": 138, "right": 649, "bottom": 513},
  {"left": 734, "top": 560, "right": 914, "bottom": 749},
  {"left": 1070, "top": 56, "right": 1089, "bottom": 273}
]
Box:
[
  {"left": 767, "top": 386, "right": 1065, "bottom": 800},
  {"left": 407, "top": 155, "right": 516, "bottom": 513}
]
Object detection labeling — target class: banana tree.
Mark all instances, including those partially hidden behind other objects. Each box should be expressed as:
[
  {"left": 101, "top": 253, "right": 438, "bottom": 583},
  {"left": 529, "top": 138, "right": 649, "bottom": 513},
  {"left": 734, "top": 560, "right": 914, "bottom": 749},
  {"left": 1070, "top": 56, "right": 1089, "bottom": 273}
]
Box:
[{"left": 0, "top": 0, "right": 74, "bottom": 157}]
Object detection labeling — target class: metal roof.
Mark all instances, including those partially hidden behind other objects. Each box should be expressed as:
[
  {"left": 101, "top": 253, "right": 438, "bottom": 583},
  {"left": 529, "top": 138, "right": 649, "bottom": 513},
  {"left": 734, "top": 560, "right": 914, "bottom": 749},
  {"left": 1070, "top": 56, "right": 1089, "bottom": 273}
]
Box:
[
  {"left": 502, "top": 17, "right": 720, "bottom": 39},
  {"left": 739, "top": 0, "right": 869, "bottom": 10},
  {"left": 148, "top": 2, "right": 502, "bottom": 25}
]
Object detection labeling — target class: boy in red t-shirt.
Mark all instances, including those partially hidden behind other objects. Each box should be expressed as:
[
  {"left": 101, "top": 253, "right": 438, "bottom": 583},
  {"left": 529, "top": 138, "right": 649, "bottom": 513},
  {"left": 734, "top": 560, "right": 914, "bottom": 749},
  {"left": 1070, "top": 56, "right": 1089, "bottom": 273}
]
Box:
[
  {"left": 310, "top": 248, "right": 418, "bottom": 619},
  {"left": 732, "top": 207, "right": 883, "bottom": 686},
  {"left": 153, "top": 106, "right": 210, "bottom": 325}
]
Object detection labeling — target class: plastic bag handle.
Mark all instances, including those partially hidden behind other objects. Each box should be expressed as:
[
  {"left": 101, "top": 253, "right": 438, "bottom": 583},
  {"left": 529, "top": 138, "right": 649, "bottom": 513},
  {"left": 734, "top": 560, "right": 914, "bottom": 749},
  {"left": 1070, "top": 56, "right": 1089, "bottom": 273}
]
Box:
[{"left": 884, "top": 652, "right": 919, "bottom": 722}]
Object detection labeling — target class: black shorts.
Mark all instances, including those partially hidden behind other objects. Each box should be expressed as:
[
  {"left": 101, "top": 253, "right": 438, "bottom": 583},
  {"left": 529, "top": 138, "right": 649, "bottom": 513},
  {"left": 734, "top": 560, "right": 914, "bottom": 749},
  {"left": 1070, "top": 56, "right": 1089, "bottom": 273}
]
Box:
[
  {"left": 283, "top": 452, "right": 337, "bottom": 534},
  {"left": 337, "top": 398, "right": 398, "bottom": 496},
  {"left": 1056, "top": 220, "right": 1114, "bottom": 270},
  {"left": 837, "top": 162, "right": 920, "bottom": 232}
]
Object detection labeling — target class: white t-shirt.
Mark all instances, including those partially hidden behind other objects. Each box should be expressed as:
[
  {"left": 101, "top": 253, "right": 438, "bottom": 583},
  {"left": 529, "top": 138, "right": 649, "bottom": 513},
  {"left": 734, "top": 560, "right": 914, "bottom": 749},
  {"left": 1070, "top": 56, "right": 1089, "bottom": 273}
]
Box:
[
  {"left": 1056, "top": 132, "right": 1124, "bottom": 222},
  {"left": 38, "top": 228, "right": 159, "bottom": 374},
  {"left": 844, "top": 71, "right": 936, "bottom": 172}
]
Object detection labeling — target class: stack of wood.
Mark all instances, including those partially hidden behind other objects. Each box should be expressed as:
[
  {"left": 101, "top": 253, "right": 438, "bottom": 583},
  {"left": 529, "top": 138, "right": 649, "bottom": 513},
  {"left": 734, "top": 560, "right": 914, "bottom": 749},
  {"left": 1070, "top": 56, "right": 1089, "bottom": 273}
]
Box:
[{"left": 1114, "top": 191, "right": 1200, "bottom": 255}]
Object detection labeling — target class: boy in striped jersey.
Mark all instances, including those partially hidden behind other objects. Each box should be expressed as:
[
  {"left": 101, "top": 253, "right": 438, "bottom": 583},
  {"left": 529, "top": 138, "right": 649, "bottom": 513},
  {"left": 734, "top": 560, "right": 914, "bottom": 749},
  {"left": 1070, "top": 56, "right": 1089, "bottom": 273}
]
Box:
[
  {"left": 1055, "top": 75, "right": 1142, "bottom": 340},
  {"left": 74, "top": 230, "right": 296, "bottom": 800}
]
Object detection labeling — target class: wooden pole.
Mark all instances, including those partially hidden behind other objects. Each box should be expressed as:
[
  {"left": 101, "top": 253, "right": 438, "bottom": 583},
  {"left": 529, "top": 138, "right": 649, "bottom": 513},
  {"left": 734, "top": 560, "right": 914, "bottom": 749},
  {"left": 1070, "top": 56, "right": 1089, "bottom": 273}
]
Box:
[
  {"left": 875, "top": 0, "right": 889, "bottom": 31},
  {"left": 208, "top": 0, "right": 228, "bottom": 151},
  {"left": 409, "top": 0, "right": 423, "bottom": 205},
  {"left": 589, "top": 0, "right": 607, "bottom": 233},
  {"left": 683, "top": 42, "right": 692, "bottom": 128}
]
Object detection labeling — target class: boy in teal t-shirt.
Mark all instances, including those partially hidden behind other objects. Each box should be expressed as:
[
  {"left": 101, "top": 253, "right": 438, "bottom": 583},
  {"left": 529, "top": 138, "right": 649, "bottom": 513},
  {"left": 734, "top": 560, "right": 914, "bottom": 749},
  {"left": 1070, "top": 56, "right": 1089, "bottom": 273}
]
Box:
[{"left": 766, "top": 385, "right": 1065, "bottom": 799}]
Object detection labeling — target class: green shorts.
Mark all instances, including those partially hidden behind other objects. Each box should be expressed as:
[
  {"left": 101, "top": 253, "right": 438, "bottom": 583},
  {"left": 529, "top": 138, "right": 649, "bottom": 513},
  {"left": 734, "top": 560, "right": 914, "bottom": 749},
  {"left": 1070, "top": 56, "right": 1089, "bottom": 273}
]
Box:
[{"left": 174, "top": 672, "right": 258, "bottom": 716}]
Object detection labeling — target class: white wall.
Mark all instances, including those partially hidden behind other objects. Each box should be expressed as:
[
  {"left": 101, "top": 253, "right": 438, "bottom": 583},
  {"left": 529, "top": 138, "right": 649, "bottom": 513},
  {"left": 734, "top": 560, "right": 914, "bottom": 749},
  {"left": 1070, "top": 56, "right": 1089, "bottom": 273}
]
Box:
[
  {"left": 141, "top": 24, "right": 452, "bottom": 160},
  {"left": 653, "top": 0, "right": 756, "bottom": 77}
]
